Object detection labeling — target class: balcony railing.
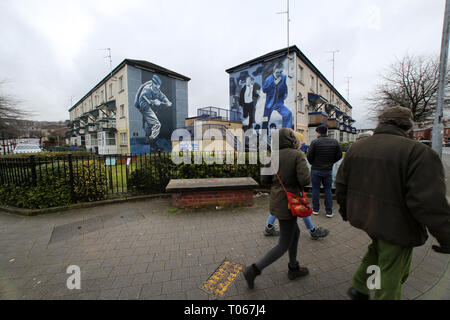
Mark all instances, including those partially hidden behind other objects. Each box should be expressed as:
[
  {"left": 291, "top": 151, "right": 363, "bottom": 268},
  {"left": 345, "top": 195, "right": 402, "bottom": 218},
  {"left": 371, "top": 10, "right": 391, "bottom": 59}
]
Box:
[{"left": 308, "top": 112, "right": 328, "bottom": 127}]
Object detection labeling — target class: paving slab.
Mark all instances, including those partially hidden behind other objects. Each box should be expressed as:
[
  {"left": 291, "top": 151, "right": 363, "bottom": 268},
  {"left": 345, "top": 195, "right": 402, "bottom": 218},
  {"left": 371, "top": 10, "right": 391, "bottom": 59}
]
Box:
[{"left": 0, "top": 194, "right": 448, "bottom": 300}]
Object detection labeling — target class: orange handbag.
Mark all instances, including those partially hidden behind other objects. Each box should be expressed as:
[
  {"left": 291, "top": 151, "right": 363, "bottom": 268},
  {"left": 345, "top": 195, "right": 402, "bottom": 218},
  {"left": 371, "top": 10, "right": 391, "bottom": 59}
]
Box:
[{"left": 275, "top": 172, "right": 313, "bottom": 218}]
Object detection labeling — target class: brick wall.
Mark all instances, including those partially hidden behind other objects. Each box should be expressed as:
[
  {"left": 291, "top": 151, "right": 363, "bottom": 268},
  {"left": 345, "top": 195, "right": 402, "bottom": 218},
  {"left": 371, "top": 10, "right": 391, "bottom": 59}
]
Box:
[{"left": 171, "top": 190, "right": 254, "bottom": 208}]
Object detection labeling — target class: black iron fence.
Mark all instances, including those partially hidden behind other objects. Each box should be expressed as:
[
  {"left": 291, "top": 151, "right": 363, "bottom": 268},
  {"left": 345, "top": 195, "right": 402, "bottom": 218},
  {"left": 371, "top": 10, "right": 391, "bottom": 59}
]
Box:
[{"left": 0, "top": 152, "right": 264, "bottom": 208}]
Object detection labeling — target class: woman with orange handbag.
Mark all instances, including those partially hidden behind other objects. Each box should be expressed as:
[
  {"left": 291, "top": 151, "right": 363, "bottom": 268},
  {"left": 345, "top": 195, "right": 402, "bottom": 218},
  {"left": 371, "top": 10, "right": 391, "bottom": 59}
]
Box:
[{"left": 243, "top": 128, "right": 312, "bottom": 289}]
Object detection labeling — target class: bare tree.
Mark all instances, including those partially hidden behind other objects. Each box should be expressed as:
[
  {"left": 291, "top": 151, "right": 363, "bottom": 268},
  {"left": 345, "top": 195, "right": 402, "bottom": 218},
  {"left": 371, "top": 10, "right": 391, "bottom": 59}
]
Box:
[
  {"left": 0, "top": 80, "right": 33, "bottom": 138},
  {"left": 366, "top": 55, "right": 449, "bottom": 122}
]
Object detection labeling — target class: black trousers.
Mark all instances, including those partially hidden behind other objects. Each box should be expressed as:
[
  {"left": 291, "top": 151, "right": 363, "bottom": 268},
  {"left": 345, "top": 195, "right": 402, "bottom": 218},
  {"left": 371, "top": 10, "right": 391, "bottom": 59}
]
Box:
[
  {"left": 255, "top": 217, "right": 300, "bottom": 271},
  {"left": 242, "top": 102, "right": 255, "bottom": 127}
]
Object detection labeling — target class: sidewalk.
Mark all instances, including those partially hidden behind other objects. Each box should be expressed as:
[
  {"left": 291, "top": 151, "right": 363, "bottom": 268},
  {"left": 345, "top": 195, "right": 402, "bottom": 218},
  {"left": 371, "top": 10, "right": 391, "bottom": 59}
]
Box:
[{"left": 0, "top": 195, "right": 448, "bottom": 300}]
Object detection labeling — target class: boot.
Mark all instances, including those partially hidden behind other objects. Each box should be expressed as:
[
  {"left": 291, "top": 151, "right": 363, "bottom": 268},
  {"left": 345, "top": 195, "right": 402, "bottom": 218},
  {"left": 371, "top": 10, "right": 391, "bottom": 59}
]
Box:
[
  {"left": 243, "top": 264, "right": 261, "bottom": 289},
  {"left": 264, "top": 225, "right": 280, "bottom": 236},
  {"left": 346, "top": 287, "right": 369, "bottom": 300},
  {"left": 288, "top": 261, "right": 309, "bottom": 280},
  {"left": 310, "top": 227, "right": 329, "bottom": 240}
]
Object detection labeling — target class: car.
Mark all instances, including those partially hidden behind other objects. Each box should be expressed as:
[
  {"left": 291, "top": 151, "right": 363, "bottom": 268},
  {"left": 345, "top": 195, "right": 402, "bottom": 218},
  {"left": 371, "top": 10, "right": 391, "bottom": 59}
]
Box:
[
  {"left": 445, "top": 141, "right": 450, "bottom": 147},
  {"left": 13, "top": 144, "right": 43, "bottom": 154},
  {"left": 419, "top": 140, "right": 432, "bottom": 147}
]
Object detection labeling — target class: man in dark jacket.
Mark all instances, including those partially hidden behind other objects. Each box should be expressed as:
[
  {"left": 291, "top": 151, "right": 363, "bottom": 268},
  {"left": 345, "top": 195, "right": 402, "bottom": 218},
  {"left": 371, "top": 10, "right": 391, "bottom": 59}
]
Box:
[
  {"left": 336, "top": 106, "right": 450, "bottom": 300},
  {"left": 307, "top": 124, "right": 342, "bottom": 217},
  {"left": 239, "top": 76, "right": 261, "bottom": 130}
]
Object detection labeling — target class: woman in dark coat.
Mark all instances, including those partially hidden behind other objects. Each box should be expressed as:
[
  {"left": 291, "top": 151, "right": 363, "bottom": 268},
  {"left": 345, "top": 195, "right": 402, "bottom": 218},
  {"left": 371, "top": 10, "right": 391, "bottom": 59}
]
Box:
[{"left": 243, "top": 128, "right": 311, "bottom": 288}]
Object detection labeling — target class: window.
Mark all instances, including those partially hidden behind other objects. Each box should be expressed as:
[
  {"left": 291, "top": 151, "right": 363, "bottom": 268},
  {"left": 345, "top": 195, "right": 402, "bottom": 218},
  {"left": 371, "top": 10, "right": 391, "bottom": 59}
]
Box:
[
  {"left": 119, "top": 76, "right": 124, "bottom": 91},
  {"left": 319, "top": 84, "right": 323, "bottom": 95},
  {"left": 109, "top": 83, "right": 113, "bottom": 98},
  {"left": 95, "top": 95, "right": 99, "bottom": 106},
  {"left": 101, "top": 90, "right": 104, "bottom": 103},
  {"left": 121, "top": 133, "right": 127, "bottom": 145},
  {"left": 297, "top": 65, "right": 304, "bottom": 83},
  {"left": 120, "top": 104, "right": 125, "bottom": 118},
  {"left": 106, "top": 132, "right": 116, "bottom": 146},
  {"left": 297, "top": 93, "right": 304, "bottom": 113},
  {"left": 310, "top": 76, "right": 314, "bottom": 90}
]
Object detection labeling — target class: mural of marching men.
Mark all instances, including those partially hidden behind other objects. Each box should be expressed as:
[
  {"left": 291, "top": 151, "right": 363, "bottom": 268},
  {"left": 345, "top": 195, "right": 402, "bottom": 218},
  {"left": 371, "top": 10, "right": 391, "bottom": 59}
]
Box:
[
  {"left": 228, "top": 56, "right": 294, "bottom": 151},
  {"left": 134, "top": 74, "right": 172, "bottom": 151}
]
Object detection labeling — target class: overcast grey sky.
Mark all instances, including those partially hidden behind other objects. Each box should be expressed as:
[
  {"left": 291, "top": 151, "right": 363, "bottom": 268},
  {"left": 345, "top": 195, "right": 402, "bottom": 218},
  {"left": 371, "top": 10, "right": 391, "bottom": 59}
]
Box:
[{"left": 0, "top": 0, "right": 446, "bottom": 128}]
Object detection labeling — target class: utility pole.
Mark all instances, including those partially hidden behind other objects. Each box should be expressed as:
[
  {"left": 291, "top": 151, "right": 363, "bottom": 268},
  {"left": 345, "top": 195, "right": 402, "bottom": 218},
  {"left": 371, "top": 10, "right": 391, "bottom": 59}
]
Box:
[
  {"left": 327, "top": 50, "right": 340, "bottom": 86},
  {"left": 432, "top": 0, "right": 450, "bottom": 158}
]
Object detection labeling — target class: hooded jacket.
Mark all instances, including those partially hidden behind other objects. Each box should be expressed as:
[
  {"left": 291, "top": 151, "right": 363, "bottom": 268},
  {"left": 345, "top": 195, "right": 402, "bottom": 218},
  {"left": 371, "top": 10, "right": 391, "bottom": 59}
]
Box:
[
  {"left": 335, "top": 123, "right": 450, "bottom": 248},
  {"left": 261, "top": 128, "right": 311, "bottom": 220}
]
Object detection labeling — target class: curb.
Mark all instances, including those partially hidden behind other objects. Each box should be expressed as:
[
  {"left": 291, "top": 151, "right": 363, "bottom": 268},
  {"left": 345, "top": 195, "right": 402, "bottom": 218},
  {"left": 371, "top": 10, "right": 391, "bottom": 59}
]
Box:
[
  {"left": 0, "top": 188, "right": 336, "bottom": 217},
  {"left": 0, "top": 193, "right": 170, "bottom": 216}
]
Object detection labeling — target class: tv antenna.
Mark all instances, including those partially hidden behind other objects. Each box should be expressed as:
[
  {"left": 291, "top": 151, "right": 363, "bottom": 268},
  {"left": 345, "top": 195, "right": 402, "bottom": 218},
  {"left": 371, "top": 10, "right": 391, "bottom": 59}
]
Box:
[
  {"left": 277, "top": 0, "right": 292, "bottom": 75},
  {"left": 277, "top": 0, "right": 290, "bottom": 52},
  {"left": 345, "top": 76, "right": 352, "bottom": 102},
  {"left": 99, "top": 48, "right": 116, "bottom": 80},
  {"left": 326, "top": 50, "right": 339, "bottom": 86}
]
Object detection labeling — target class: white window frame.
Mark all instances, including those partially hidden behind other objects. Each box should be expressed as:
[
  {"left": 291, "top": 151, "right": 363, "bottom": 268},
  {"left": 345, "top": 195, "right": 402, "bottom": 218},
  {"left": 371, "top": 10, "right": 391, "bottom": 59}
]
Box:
[
  {"left": 119, "top": 76, "right": 124, "bottom": 91},
  {"left": 109, "top": 83, "right": 113, "bottom": 99},
  {"left": 106, "top": 132, "right": 116, "bottom": 146},
  {"left": 297, "top": 65, "right": 304, "bottom": 83},
  {"left": 120, "top": 104, "right": 125, "bottom": 118},
  {"left": 121, "top": 132, "right": 127, "bottom": 145}
]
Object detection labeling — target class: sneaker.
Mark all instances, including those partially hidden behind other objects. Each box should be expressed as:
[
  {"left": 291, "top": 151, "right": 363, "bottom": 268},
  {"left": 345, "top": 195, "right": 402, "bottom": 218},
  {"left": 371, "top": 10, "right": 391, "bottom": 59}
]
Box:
[
  {"left": 346, "top": 287, "right": 369, "bottom": 300},
  {"left": 264, "top": 225, "right": 280, "bottom": 236},
  {"left": 287, "top": 262, "right": 309, "bottom": 280},
  {"left": 326, "top": 213, "right": 334, "bottom": 218},
  {"left": 243, "top": 264, "right": 261, "bottom": 289},
  {"left": 310, "top": 227, "right": 329, "bottom": 240},
  {"left": 312, "top": 211, "right": 319, "bottom": 215}
]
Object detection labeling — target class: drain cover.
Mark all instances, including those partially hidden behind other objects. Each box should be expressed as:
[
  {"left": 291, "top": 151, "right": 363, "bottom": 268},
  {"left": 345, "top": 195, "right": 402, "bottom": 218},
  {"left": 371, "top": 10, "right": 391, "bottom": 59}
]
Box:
[{"left": 200, "top": 259, "right": 244, "bottom": 297}]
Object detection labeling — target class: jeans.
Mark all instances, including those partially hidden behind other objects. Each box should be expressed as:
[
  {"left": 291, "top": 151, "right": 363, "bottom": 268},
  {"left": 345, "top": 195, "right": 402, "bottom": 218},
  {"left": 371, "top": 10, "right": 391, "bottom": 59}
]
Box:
[
  {"left": 311, "top": 169, "right": 333, "bottom": 215},
  {"left": 267, "top": 214, "right": 315, "bottom": 231},
  {"left": 138, "top": 99, "right": 160, "bottom": 140},
  {"left": 263, "top": 103, "right": 293, "bottom": 129}
]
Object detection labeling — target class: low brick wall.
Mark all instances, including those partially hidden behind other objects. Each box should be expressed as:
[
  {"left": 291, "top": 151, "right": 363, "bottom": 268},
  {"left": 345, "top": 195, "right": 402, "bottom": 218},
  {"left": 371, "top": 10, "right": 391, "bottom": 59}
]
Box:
[{"left": 171, "top": 189, "right": 254, "bottom": 208}]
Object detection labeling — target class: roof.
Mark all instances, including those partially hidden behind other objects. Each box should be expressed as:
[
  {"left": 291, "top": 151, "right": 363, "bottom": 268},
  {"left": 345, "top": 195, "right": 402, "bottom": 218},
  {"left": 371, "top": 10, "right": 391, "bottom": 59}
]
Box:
[
  {"left": 225, "top": 45, "right": 353, "bottom": 109},
  {"left": 69, "top": 59, "right": 190, "bottom": 112}
]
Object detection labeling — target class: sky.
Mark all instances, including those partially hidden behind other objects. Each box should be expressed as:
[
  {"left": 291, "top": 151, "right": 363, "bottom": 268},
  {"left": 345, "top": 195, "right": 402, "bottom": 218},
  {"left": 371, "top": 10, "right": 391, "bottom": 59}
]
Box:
[{"left": 0, "top": 0, "right": 447, "bottom": 128}]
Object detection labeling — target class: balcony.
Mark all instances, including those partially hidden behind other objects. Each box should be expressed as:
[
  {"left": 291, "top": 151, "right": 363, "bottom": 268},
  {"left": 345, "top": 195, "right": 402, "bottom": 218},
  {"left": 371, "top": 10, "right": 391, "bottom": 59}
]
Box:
[
  {"left": 88, "top": 123, "right": 97, "bottom": 133},
  {"left": 96, "top": 118, "right": 116, "bottom": 132},
  {"left": 327, "top": 118, "right": 339, "bottom": 129},
  {"left": 308, "top": 112, "right": 328, "bottom": 127},
  {"left": 196, "top": 106, "right": 239, "bottom": 122}
]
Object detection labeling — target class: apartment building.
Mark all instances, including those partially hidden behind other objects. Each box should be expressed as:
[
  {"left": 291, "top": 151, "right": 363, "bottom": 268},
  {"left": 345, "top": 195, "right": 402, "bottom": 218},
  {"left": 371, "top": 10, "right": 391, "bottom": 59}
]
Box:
[
  {"left": 66, "top": 59, "right": 190, "bottom": 155},
  {"left": 226, "top": 45, "right": 356, "bottom": 145}
]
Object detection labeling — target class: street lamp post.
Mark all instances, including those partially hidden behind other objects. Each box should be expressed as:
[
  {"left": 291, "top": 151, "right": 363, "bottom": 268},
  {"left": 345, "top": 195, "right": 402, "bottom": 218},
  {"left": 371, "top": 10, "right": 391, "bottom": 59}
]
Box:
[{"left": 432, "top": 0, "right": 450, "bottom": 158}]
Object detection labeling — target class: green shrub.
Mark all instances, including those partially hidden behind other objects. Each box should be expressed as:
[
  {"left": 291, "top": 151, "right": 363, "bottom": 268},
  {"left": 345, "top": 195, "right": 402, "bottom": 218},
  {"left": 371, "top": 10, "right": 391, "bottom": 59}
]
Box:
[
  {"left": 127, "top": 152, "right": 261, "bottom": 194},
  {"left": 0, "top": 151, "right": 91, "bottom": 159},
  {"left": 0, "top": 159, "right": 107, "bottom": 209}
]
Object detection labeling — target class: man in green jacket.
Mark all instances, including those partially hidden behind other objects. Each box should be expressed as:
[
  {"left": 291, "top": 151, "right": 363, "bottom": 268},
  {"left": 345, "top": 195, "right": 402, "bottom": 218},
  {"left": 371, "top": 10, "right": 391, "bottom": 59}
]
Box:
[{"left": 336, "top": 106, "right": 450, "bottom": 300}]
